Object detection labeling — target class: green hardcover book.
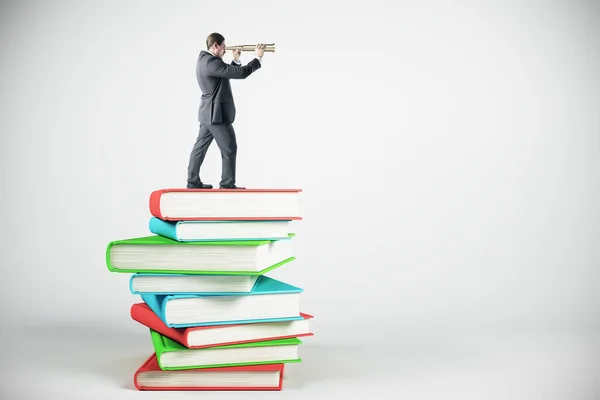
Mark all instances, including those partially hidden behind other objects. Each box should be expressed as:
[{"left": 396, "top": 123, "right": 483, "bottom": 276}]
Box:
[
  {"left": 149, "top": 329, "right": 302, "bottom": 370},
  {"left": 106, "top": 234, "right": 295, "bottom": 275}
]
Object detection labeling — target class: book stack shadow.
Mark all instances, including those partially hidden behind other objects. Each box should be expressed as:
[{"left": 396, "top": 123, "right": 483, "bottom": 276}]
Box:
[{"left": 106, "top": 188, "right": 312, "bottom": 391}]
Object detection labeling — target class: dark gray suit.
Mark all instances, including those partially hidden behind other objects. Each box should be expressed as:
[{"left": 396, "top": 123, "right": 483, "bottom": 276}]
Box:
[{"left": 187, "top": 50, "right": 262, "bottom": 188}]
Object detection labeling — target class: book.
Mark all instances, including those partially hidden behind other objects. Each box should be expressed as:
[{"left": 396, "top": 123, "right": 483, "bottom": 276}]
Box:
[
  {"left": 150, "top": 330, "right": 302, "bottom": 370},
  {"left": 131, "top": 302, "right": 313, "bottom": 348},
  {"left": 129, "top": 273, "right": 260, "bottom": 295},
  {"left": 141, "top": 275, "right": 303, "bottom": 328},
  {"left": 149, "top": 188, "right": 302, "bottom": 221},
  {"left": 105, "top": 234, "right": 294, "bottom": 275},
  {"left": 106, "top": 185, "right": 311, "bottom": 391},
  {"left": 149, "top": 216, "right": 294, "bottom": 242},
  {"left": 134, "top": 353, "right": 284, "bottom": 391}
]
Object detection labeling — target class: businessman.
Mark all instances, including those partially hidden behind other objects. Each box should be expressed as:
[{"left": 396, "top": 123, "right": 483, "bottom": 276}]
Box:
[{"left": 187, "top": 32, "right": 266, "bottom": 189}]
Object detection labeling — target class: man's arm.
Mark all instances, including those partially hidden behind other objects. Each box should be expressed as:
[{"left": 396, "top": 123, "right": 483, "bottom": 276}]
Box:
[
  {"left": 232, "top": 57, "right": 262, "bottom": 66},
  {"left": 206, "top": 57, "right": 261, "bottom": 79}
]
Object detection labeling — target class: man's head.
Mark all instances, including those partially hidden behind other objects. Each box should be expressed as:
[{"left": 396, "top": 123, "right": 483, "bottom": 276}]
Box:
[{"left": 206, "top": 32, "right": 226, "bottom": 58}]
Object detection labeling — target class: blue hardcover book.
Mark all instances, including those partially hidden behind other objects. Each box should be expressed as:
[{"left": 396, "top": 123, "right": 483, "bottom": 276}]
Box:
[
  {"left": 149, "top": 217, "right": 294, "bottom": 242},
  {"left": 129, "top": 273, "right": 261, "bottom": 295},
  {"left": 141, "top": 275, "right": 304, "bottom": 328}
]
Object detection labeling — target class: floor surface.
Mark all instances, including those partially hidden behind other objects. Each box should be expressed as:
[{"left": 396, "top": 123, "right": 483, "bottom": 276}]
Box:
[{"left": 1, "top": 322, "right": 599, "bottom": 399}]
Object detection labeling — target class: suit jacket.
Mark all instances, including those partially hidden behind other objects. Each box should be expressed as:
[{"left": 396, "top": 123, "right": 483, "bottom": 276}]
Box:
[{"left": 196, "top": 50, "right": 262, "bottom": 125}]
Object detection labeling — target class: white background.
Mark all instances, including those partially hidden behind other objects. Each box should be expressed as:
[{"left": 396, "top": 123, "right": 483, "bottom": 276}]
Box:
[{"left": 1, "top": 0, "right": 599, "bottom": 398}]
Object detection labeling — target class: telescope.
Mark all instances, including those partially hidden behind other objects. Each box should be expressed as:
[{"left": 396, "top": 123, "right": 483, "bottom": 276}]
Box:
[{"left": 225, "top": 43, "right": 276, "bottom": 52}]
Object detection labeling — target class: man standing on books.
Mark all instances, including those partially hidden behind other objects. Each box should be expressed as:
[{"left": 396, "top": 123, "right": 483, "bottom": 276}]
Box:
[{"left": 187, "top": 32, "right": 266, "bottom": 190}]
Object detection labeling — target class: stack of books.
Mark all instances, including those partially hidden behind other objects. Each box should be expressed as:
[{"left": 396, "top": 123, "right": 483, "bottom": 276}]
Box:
[{"left": 105, "top": 188, "right": 313, "bottom": 391}]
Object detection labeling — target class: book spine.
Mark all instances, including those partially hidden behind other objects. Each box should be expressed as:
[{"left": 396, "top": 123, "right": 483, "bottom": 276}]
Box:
[
  {"left": 149, "top": 190, "right": 166, "bottom": 220},
  {"left": 105, "top": 241, "right": 116, "bottom": 272},
  {"left": 149, "top": 217, "right": 179, "bottom": 240}
]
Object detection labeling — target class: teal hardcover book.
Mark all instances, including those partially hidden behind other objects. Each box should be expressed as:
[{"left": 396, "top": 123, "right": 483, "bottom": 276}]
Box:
[
  {"left": 129, "top": 273, "right": 261, "bottom": 295},
  {"left": 141, "top": 275, "right": 304, "bottom": 328},
  {"left": 148, "top": 217, "right": 294, "bottom": 242}
]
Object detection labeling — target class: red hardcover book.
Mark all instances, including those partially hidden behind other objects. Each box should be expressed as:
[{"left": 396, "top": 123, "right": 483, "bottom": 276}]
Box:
[
  {"left": 149, "top": 188, "right": 302, "bottom": 221},
  {"left": 134, "top": 353, "right": 284, "bottom": 391},
  {"left": 131, "top": 303, "right": 314, "bottom": 349}
]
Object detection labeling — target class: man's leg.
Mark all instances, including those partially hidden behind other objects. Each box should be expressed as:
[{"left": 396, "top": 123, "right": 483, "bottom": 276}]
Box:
[
  {"left": 187, "top": 124, "right": 214, "bottom": 188},
  {"left": 209, "top": 123, "right": 242, "bottom": 188}
]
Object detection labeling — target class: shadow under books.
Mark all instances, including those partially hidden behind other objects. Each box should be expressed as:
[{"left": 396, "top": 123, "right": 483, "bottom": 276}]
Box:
[
  {"left": 20, "top": 323, "right": 388, "bottom": 389},
  {"left": 20, "top": 322, "right": 453, "bottom": 390}
]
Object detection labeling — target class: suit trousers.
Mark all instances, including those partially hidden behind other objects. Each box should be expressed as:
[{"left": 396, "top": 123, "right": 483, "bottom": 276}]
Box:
[{"left": 187, "top": 123, "right": 238, "bottom": 187}]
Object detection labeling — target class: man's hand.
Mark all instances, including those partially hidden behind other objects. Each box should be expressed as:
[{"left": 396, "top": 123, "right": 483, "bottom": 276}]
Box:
[
  {"left": 232, "top": 48, "right": 241, "bottom": 62},
  {"left": 255, "top": 43, "right": 265, "bottom": 58}
]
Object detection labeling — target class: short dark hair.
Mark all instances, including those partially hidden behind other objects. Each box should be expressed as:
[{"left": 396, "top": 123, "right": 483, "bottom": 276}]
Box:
[{"left": 206, "top": 32, "right": 225, "bottom": 49}]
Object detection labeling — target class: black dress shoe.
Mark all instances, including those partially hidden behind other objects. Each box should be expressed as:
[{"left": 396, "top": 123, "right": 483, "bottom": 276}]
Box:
[
  {"left": 187, "top": 182, "right": 213, "bottom": 189},
  {"left": 220, "top": 185, "right": 245, "bottom": 189}
]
